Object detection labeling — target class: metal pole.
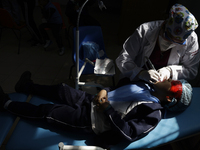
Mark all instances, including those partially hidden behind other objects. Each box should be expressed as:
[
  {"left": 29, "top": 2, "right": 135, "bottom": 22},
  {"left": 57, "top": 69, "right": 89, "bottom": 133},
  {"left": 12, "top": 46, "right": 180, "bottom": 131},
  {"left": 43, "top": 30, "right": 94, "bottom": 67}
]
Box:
[
  {"left": 75, "top": 29, "right": 79, "bottom": 89},
  {"left": 75, "top": 0, "right": 89, "bottom": 89}
]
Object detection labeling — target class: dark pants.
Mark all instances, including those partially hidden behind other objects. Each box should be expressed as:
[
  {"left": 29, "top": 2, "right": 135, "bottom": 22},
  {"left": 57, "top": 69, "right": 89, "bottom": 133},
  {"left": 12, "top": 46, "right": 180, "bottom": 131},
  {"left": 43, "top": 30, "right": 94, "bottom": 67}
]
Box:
[
  {"left": 7, "top": 83, "right": 94, "bottom": 132},
  {"left": 17, "top": 0, "right": 42, "bottom": 42},
  {"left": 39, "top": 23, "right": 63, "bottom": 48}
]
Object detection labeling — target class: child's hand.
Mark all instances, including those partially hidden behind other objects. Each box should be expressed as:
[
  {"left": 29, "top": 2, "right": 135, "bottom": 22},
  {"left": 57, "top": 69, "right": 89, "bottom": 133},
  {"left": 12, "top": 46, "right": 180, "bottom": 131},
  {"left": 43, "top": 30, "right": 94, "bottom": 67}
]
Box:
[
  {"left": 94, "top": 90, "right": 107, "bottom": 102},
  {"left": 94, "top": 90, "right": 110, "bottom": 112}
]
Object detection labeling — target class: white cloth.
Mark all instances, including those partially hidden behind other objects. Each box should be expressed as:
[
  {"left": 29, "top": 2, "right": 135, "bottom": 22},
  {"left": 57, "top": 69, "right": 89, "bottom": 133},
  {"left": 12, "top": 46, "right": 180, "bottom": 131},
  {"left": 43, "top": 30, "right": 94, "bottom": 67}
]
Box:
[
  {"left": 91, "top": 83, "right": 160, "bottom": 134},
  {"left": 115, "top": 21, "right": 200, "bottom": 81},
  {"left": 91, "top": 102, "right": 112, "bottom": 135}
]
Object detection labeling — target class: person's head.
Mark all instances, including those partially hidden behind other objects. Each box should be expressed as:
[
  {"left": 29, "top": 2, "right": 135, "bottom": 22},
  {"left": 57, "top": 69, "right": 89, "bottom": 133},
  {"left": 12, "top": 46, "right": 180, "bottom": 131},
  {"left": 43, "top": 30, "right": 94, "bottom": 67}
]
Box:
[
  {"left": 153, "top": 79, "right": 192, "bottom": 112},
  {"left": 164, "top": 4, "right": 198, "bottom": 45}
]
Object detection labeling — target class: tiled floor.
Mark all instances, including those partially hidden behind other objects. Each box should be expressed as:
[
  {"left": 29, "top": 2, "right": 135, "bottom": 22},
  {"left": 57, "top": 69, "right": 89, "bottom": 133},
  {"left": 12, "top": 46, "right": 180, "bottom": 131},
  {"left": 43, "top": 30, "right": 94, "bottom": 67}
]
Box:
[{"left": 0, "top": 3, "right": 199, "bottom": 150}]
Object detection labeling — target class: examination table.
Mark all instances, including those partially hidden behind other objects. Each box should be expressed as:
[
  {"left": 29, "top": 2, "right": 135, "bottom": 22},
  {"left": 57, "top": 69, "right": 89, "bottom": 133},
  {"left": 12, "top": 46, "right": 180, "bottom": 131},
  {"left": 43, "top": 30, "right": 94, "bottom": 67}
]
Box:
[{"left": 0, "top": 87, "right": 200, "bottom": 150}]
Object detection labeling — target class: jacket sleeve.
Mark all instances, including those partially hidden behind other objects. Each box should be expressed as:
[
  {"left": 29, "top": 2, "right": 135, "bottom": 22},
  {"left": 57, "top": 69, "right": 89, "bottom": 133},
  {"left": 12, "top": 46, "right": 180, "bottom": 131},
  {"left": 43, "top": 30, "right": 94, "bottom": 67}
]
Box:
[
  {"left": 169, "top": 32, "right": 200, "bottom": 80},
  {"left": 115, "top": 24, "right": 147, "bottom": 81},
  {"left": 103, "top": 103, "right": 162, "bottom": 142},
  {"left": 116, "top": 33, "right": 142, "bottom": 80}
]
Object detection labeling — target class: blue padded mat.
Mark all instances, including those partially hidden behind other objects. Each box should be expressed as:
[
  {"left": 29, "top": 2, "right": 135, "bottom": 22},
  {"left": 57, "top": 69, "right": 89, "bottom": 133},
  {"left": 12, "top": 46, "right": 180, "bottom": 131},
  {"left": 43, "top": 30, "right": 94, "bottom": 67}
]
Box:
[
  {"left": 6, "top": 96, "right": 92, "bottom": 150},
  {"left": 5, "top": 88, "right": 200, "bottom": 149},
  {"left": 0, "top": 93, "right": 28, "bottom": 146}
]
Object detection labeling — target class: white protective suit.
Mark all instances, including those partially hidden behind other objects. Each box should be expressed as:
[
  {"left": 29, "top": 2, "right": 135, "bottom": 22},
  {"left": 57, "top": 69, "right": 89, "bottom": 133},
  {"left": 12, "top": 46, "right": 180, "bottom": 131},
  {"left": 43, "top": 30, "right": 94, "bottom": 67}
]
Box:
[{"left": 116, "top": 21, "right": 200, "bottom": 81}]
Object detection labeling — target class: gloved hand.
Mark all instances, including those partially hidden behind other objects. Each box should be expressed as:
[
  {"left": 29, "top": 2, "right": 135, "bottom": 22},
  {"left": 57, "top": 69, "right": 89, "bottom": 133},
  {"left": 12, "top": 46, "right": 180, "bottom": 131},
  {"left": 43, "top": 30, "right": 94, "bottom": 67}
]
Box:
[
  {"left": 138, "top": 69, "right": 161, "bottom": 84},
  {"left": 157, "top": 67, "right": 172, "bottom": 81}
]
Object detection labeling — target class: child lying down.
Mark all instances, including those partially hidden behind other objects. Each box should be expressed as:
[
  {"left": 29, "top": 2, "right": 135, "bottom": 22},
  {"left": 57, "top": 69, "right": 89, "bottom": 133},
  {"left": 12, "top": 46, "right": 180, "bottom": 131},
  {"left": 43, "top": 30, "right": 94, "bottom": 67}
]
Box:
[{"left": 0, "top": 71, "right": 192, "bottom": 149}]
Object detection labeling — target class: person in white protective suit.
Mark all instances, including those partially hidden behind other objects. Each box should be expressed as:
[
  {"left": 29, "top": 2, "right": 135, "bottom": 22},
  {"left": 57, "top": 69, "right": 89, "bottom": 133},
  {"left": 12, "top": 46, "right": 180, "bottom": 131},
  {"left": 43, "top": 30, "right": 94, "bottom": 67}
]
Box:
[{"left": 116, "top": 4, "right": 199, "bottom": 84}]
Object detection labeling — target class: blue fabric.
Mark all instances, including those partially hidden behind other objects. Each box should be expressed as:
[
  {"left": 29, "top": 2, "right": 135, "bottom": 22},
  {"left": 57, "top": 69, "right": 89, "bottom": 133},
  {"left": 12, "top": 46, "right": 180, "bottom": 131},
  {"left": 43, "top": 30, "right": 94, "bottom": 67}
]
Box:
[
  {"left": 108, "top": 82, "right": 159, "bottom": 103},
  {"left": 82, "top": 41, "right": 100, "bottom": 61},
  {"left": 73, "top": 26, "right": 107, "bottom": 74},
  {"left": 0, "top": 93, "right": 28, "bottom": 146}
]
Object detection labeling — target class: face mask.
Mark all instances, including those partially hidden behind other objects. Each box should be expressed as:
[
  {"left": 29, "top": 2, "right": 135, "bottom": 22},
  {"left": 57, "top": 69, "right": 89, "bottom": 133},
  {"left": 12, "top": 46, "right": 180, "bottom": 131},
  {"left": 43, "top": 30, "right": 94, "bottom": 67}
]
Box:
[{"left": 159, "top": 35, "right": 176, "bottom": 52}]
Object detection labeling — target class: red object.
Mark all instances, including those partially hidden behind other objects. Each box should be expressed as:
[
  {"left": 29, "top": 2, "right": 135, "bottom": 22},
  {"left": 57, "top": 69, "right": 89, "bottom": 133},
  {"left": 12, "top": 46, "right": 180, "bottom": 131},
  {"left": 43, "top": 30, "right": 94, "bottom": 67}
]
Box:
[{"left": 170, "top": 80, "right": 183, "bottom": 100}]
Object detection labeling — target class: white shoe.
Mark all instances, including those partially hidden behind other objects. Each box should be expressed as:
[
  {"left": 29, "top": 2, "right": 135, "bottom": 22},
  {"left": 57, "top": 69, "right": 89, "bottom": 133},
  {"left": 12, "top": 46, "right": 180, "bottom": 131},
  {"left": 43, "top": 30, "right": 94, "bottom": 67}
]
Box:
[{"left": 44, "top": 40, "right": 52, "bottom": 48}]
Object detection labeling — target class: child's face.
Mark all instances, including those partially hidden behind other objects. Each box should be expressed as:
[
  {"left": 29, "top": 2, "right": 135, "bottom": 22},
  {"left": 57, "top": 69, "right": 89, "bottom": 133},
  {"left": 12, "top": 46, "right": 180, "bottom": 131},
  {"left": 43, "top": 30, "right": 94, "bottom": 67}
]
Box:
[{"left": 153, "top": 79, "right": 173, "bottom": 99}]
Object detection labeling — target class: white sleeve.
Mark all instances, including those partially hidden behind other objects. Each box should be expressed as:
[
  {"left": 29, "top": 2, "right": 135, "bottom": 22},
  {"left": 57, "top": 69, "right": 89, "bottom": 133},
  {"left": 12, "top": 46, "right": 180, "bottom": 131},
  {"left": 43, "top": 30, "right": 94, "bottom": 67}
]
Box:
[
  {"left": 115, "top": 49, "right": 143, "bottom": 80},
  {"left": 115, "top": 27, "right": 145, "bottom": 80},
  {"left": 170, "top": 32, "right": 200, "bottom": 80}
]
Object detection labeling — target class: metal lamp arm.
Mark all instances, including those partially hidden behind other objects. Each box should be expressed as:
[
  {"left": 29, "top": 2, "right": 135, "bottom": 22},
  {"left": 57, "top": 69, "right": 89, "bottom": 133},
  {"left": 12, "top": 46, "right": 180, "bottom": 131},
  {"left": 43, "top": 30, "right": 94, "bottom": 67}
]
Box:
[
  {"left": 75, "top": 0, "right": 89, "bottom": 89},
  {"left": 76, "top": 0, "right": 89, "bottom": 29}
]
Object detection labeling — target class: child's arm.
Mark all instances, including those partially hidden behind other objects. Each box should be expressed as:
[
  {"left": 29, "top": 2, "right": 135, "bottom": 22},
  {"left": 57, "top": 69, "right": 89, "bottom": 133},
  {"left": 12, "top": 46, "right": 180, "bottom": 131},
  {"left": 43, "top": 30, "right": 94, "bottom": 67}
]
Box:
[{"left": 103, "top": 103, "right": 162, "bottom": 141}]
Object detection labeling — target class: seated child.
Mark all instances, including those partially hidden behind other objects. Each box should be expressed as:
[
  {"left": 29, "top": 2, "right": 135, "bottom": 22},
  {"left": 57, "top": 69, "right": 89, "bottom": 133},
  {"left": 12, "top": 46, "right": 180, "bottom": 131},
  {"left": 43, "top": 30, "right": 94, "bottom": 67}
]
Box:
[{"left": 38, "top": 0, "right": 65, "bottom": 55}]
